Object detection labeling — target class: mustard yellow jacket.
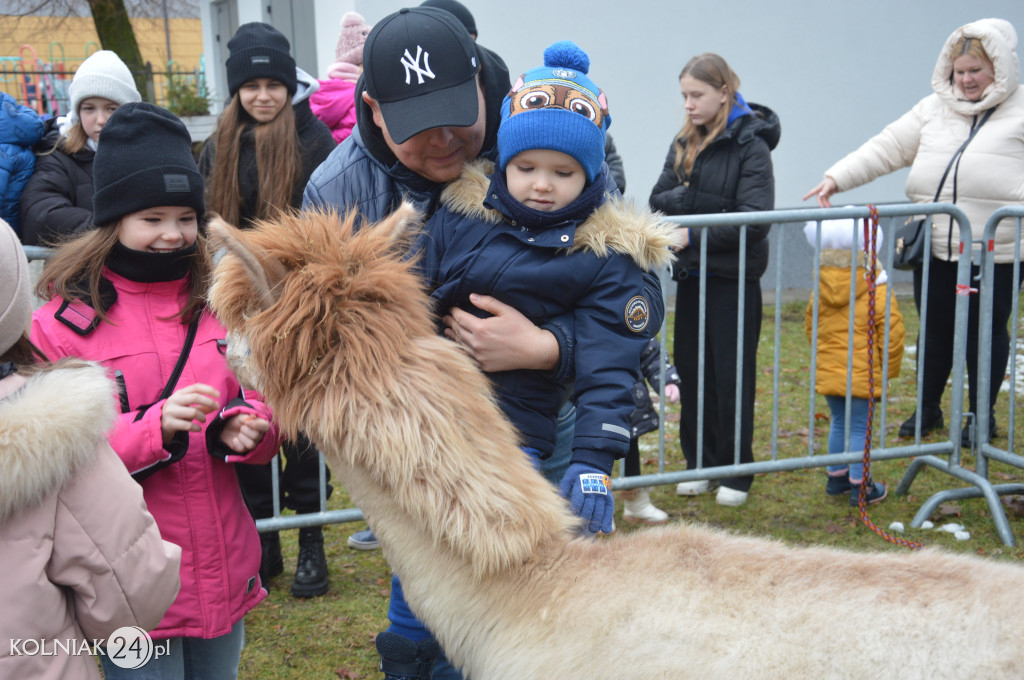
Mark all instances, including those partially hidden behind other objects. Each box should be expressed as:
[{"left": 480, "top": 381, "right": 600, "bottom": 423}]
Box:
[{"left": 805, "top": 252, "right": 905, "bottom": 399}]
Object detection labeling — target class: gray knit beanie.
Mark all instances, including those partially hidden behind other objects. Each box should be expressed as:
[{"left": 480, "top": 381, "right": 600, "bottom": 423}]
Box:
[
  {"left": 0, "top": 219, "right": 32, "bottom": 356},
  {"left": 69, "top": 50, "right": 141, "bottom": 116}
]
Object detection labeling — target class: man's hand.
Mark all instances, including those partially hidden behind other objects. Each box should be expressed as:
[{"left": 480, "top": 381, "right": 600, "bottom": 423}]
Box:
[{"left": 443, "top": 294, "right": 559, "bottom": 372}]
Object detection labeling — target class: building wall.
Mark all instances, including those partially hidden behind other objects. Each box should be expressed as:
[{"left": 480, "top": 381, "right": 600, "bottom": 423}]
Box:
[{"left": 0, "top": 16, "right": 204, "bottom": 107}]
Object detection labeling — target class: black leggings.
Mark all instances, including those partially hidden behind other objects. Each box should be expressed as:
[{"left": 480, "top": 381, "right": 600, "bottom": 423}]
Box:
[{"left": 913, "top": 257, "right": 1024, "bottom": 416}]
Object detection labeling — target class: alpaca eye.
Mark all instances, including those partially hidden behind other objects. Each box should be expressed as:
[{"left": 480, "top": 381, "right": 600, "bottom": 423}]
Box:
[
  {"left": 518, "top": 91, "right": 551, "bottom": 109},
  {"left": 567, "top": 97, "right": 597, "bottom": 121}
]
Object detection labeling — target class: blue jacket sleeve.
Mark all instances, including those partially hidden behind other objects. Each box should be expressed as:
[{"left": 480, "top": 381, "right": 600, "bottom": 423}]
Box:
[{"left": 569, "top": 255, "right": 657, "bottom": 474}]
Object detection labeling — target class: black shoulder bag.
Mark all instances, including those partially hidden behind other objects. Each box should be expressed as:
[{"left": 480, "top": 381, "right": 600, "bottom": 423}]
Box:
[
  {"left": 130, "top": 310, "right": 203, "bottom": 481},
  {"left": 892, "top": 107, "right": 995, "bottom": 271}
]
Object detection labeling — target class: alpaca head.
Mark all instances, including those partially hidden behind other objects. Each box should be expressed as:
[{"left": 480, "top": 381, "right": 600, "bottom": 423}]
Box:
[{"left": 207, "top": 204, "right": 432, "bottom": 439}]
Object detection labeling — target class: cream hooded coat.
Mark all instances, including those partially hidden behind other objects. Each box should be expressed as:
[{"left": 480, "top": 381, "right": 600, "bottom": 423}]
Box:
[
  {"left": 0, "top": 362, "right": 181, "bottom": 680},
  {"left": 825, "top": 18, "right": 1024, "bottom": 262}
]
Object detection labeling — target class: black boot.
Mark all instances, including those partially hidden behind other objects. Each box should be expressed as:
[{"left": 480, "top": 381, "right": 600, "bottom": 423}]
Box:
[
  {"left": 376, "top": 631, "right": 441, "bottom": 680},
  {"left": 290, "top": 527, "right": 329, "bottom": 598},
  {"left": 898, "top": 405, "right": 944, "bottom": 438},
  {"left": 259, "top": 531, "right": 283, "bottom": 589}
]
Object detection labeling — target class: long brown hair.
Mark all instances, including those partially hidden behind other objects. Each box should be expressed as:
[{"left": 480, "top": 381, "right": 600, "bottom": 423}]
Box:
[
  {"left": 672, "top": 53, "right": 741, "bottom": 179},
  {"left": 205, "top": 95, "right": 301, "bottom": 226},
  {"left": 38, "top": 121, "right": 89, "bottom": 157},
  {"left": 35, "top": 226, "right": 211, "bottom": 324}
]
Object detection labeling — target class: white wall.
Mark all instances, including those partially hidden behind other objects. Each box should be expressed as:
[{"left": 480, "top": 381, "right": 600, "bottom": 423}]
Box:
[{"left": 208, "top": 0, "right": 1024, "bottom": 211}]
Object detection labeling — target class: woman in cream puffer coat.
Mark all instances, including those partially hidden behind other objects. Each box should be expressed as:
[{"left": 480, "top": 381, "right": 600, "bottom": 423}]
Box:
[{"left": 805, "top": 18, "right": 1024, "bottom": 445}]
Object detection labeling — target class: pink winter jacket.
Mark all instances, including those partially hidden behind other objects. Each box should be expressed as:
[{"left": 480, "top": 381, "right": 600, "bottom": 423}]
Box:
[
  {"left": 311, "top": 78, "right": 358, "bottom": 144},
  {"left": 0, "top": 362, "right": 181, "bottom": 679},
  {"left": 31, "top": 270, "right": 283, "bottom": 640}
]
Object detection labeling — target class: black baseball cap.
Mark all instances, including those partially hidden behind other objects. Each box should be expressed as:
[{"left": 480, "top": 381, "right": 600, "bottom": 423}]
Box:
[{"left": 362, "top": 7, "right": 481, "bottom": 144}]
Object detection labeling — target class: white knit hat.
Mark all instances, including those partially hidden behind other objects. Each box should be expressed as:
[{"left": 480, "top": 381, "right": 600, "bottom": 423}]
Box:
[
  {"left": 68, "top": 50, "right": 141, "bottom": 116},
  {"left": 0, "top": 219, "right": 32, "bottom": 356}
]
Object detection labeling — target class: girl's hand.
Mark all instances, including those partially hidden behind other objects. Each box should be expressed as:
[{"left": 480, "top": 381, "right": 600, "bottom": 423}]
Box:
[
  {"left": 160, "top": 383, "right": 221, "bottom": 445},
  {"left": 665, "top": 383, "right": 681, "bottom": 404},
  {"left": 219, "top": 414, "right": 271, "bottom": 453}
]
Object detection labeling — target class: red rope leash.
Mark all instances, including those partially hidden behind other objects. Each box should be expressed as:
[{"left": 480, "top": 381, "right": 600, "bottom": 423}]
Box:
[{"left": 861, "top": 205, "right": 923, "bottom": 550}]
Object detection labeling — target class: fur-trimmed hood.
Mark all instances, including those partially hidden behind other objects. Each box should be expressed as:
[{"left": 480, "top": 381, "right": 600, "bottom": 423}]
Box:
[
  {"left": 0, "top": 362, "right": 116, "bottom": 520},
  {"left": 933, "top": 18, "right": 1020, "bottom": 115},
  {"left": 441, "top": 159, "right": 679, "bottom": 272}
]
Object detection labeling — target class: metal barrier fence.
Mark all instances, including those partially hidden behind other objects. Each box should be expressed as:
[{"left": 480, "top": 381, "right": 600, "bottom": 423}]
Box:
[
  {"left": 1, "top": 52, "right": 208, "bottom": 117},
  {"left": 22, "top": 202, "right": 1024, "bottom": 545},
  {"left": 897, "top": 205, "right": 1024, "bottom": 545}
]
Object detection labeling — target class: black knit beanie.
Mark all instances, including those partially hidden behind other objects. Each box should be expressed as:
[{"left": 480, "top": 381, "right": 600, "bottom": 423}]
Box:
[
  {"left": 226, "top": 22, "right": 298, "bottom": 97},
  {"left": 92, "top": 102, "right": 206, "bottom": 227}
]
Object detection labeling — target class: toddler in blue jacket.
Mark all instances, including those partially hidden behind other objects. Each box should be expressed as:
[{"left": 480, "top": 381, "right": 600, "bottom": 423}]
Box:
[
  {"left": 388, "top": 40, "right": 675, "bottom": 680},
  {"left": 419, "top": 41, "right": 676, "bottom": 531}
]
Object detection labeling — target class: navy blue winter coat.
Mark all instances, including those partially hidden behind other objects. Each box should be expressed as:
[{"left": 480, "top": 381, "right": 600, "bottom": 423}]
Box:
[
  {"left": 0, "top": 93, "right": 44, "bottom": 236},
  {"left": 418, "top": 159, "right": 676, "bottom": 474}
]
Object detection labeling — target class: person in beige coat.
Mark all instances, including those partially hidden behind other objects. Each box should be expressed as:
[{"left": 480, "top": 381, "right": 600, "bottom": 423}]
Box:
[
  {"left": 804, "top": 17, "right": 1024, "bottom": 448},
  {"left": 0, "top": 219, "right": 181, "bottom": 680}
]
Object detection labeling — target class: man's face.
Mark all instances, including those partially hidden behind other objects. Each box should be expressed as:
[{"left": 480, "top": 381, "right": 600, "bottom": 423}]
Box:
[{"left": 363, "top": 80, "right": 487, "bottom": 184}]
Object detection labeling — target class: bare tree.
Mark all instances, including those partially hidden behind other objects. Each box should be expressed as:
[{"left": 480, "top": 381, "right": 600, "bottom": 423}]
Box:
[{"left": 86, "top": 0, "right": 146, "bottom": 95}]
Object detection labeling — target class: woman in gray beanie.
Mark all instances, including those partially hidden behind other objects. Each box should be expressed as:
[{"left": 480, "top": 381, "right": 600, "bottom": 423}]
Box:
[
  {"left": 19, "top": 50, "right": 140, "bottom": 246},
  {"left": 0, "top": 218, "right": 181, "bottom": 680}
]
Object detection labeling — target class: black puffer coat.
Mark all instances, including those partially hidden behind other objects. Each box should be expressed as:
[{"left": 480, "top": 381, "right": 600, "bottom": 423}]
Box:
[
  {"left": 649, "top": 103, "right": 780, "bottom": 280},
  {"left": 630, "top": 337, "right": 681, "bottom": 438},
  {"left": 19, "top": 120, "right": 95, "bottom": 245}
]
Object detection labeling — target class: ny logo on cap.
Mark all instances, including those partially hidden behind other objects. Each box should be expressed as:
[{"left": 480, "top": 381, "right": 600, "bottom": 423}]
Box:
[{"left": 401, "top": 45, "right": 435, "bottom": 85}]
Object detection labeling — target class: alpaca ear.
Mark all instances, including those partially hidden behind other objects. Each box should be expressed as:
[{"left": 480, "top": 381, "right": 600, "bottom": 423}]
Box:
[
  {"left": 375, "top": 201, "right": 422, "bottom": 252},
  {"left": 207, "top": 216, "right": 285, "bottom": 310}
]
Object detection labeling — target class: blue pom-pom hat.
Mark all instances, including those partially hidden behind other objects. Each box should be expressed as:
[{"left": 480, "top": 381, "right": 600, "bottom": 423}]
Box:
[{"left": 498, "top": 41, "right": 610, "bottom": 182}]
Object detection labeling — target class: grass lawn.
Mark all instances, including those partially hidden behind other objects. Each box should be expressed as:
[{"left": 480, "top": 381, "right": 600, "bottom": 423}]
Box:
[{"left": 238, "top": 295, "right": 1024, "bottom": 679}]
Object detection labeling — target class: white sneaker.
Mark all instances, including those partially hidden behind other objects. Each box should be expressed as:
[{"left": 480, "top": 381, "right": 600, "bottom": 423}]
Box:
[
  {"left": 716, "top": 486, "right": 749, "bottom": 507},
  {"left": 676, "top": 480, "right": 715, "bottom": 496},
  {"left": 622, "top": 488, "right": 669, "bottom": 523}
]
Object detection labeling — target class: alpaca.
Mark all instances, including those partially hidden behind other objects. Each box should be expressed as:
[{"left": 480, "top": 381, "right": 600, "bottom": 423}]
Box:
[{"left": 207, "top": 206, "right": 1024, "bottom": 680}]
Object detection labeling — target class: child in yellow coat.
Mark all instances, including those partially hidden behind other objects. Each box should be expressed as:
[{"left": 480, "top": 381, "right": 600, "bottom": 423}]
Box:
[{"left": 804, "top": 218, "right": 905, "bottom": 505}]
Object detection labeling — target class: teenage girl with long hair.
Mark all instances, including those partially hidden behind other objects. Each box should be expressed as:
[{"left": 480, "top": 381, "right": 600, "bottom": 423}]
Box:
[
  {"left": 649, "top": 53, "right": 780, "bottom": 508},
  {"left": 199, "top": 21, "right": 337, "bottom": 599}
]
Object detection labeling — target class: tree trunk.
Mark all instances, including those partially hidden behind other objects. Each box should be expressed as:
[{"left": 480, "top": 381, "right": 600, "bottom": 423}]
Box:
[{"left": 86, "top": 0, "right": 149, "bottom": 101}]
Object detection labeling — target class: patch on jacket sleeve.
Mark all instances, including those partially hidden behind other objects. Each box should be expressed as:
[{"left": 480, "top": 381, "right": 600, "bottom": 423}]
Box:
[{"left": 625, "top": 295, "right": 650, "bottom": 333}]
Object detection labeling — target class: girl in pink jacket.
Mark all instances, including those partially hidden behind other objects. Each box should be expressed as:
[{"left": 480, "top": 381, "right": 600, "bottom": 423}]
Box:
[{"left": 31, "top": 103, "right": 283, "bottom": 680}]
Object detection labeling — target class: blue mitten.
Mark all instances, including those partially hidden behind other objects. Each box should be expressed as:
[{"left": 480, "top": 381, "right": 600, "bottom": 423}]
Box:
[{"left": 558, "top": 462, "right": 614, "bottom": 534}]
